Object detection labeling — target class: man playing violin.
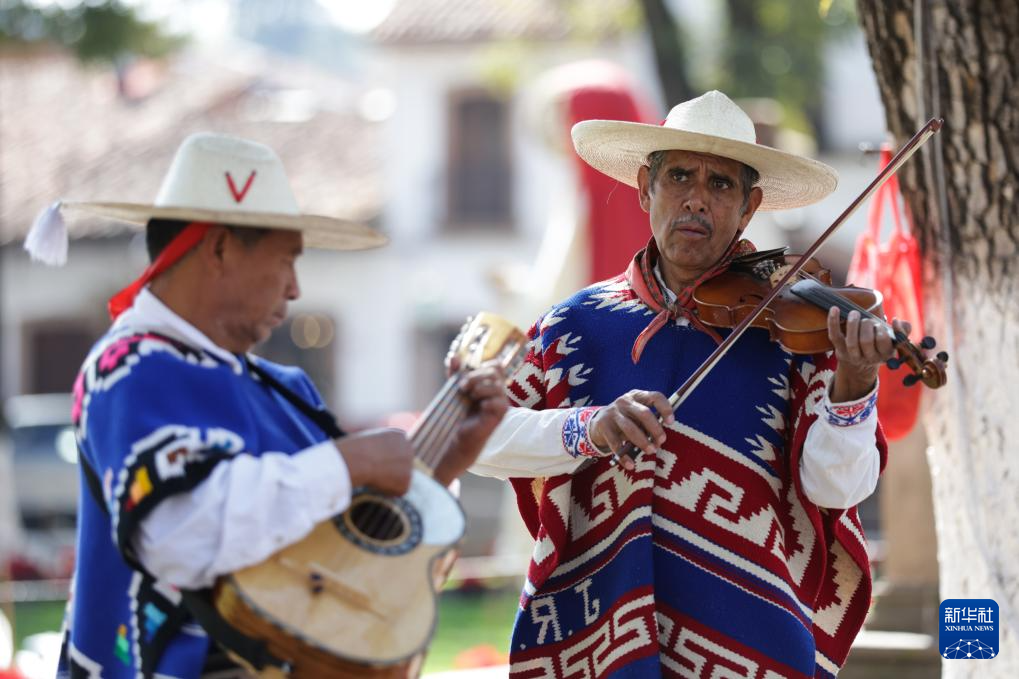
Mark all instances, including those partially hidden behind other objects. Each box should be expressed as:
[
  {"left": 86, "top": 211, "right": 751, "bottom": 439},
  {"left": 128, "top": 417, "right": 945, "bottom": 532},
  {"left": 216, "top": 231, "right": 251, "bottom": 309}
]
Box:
[
  {"left": 471, "top": 91, "right": 906, "bottom": 678},
  {"left": 30, "top": 133, "right": 509, "bottom": 679}
]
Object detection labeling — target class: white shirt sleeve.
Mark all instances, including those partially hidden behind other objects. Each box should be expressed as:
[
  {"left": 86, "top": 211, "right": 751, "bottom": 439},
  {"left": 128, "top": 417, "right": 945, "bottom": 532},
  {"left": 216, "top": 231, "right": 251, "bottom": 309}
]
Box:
[
  {"left": 800, "top": 380, "right": 881, "bottom": 510},
  {"left": 471, "top": 388, "right": 882, "bottom": 511},
  {"left": 133, "top": 440, "right": 351, "bottom": 589},
  {"left": 470, "top": 407, "right": 584, "bottom": 480}
]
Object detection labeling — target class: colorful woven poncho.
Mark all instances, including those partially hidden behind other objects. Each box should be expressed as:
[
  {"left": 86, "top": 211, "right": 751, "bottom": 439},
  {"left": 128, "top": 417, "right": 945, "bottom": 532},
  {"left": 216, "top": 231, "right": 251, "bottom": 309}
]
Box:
[
  {"left": 58, "top": 325, "right": 332, "bottom": 679},
  {"left": 504, "top": 261, "right": 887, "bottom": 678}
]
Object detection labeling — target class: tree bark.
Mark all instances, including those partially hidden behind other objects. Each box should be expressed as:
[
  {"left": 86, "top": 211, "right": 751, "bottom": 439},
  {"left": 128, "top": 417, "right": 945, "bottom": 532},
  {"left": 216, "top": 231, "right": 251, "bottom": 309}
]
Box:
[{"left": 857, "top": 0, "right": 1019, "bottom": 674}]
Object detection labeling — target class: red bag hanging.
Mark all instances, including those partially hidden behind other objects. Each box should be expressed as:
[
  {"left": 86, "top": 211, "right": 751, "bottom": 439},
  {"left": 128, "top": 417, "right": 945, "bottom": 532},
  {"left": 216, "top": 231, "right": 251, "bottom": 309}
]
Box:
[{"left": 846, "top": 147, "right": 925, "bottom": 440}]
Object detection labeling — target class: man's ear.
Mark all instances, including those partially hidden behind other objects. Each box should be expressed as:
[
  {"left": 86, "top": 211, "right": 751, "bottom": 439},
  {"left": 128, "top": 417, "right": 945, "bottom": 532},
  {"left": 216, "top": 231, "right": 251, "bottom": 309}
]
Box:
[
  {"left": 739, "top": 186, "right": 764, "bottom": 229},
  {"left": 636, "top": 165, "right": 652, "bottom": 213},
  {"left": 197, "top": 225, "right": 231, "bottom": 273}
]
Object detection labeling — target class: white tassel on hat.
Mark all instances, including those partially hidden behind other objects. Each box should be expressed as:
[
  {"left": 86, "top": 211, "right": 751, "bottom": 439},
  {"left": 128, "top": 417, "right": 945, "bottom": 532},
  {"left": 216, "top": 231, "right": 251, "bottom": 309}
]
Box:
[{"left": 24, "top": 200, "right": 68, "bottom": 266}]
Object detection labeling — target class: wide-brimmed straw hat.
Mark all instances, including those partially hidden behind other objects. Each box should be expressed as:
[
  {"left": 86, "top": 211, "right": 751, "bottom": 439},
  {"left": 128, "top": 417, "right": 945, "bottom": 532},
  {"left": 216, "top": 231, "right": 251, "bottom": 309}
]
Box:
[
  {"left": 570, "top": 90, "right": 837, "bottom": 211},
  {"left": 30, "top": 132, "right": 386, "bottom": 262}
]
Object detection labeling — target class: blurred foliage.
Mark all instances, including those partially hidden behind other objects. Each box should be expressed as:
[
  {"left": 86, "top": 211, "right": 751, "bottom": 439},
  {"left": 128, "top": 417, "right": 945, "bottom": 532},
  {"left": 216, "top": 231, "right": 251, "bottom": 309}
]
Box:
[
  {"left": 619, "top": 0, "right": 858, "bottom": 142},
  {"left": 714, "top": 0, "right": 858, "bottom": 137},
  {"left": 564, "top": 0, "right": 643, "bottom": 41},
  {"left": 0, "top": 0, "right": 185, "bottom": 64},
  {"left": 477, "top": 0, "right": 642, "bottom": 96}
]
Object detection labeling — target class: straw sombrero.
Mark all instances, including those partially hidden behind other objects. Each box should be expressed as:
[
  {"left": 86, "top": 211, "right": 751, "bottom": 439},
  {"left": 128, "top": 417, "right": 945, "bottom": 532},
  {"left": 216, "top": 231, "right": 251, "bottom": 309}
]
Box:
[
  {"left": 27, "top": 132, "right": 386, "bottom": 265},
  {"left": 571, "top": 90, "right": 838, "bottom": 211}
]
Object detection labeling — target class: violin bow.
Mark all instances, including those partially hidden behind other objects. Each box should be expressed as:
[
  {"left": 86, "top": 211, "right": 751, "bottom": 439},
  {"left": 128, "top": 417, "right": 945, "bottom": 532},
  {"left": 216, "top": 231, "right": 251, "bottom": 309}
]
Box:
[{"left": 616, "top": 118, "right": 943, "bottom": 464}]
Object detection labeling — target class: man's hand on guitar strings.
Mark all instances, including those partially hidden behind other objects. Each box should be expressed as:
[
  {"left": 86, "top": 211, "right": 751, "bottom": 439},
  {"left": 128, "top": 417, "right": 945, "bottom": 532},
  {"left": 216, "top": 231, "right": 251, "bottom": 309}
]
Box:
[{"left": 434, "top": 361, "right": 510, "bottom": 485}]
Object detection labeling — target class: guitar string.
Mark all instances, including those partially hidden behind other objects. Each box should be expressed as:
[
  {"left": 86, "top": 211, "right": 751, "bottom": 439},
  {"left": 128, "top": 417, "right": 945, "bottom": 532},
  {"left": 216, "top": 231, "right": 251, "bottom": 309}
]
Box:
[
  {"left": 345, "top": 340, "right": 523, "bottom": 555},
  {"left": 355, "top": 369, "right": 477, "bottom": 546},
  {"left": 361, "top": 341, "right": 525, "bottom": 546},
  {"left": 352, "top": 374, "right": 467, "bottom": 545},
  {"left": 372, "top": 381, "right": 473, "bottom": 545}
]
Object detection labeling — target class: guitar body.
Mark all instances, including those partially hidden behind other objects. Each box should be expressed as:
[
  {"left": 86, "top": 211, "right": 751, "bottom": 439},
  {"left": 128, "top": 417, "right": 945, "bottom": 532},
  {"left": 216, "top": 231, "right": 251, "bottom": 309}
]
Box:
[{"left": 214, "top": 469, "right": 465, "bottom": 677}]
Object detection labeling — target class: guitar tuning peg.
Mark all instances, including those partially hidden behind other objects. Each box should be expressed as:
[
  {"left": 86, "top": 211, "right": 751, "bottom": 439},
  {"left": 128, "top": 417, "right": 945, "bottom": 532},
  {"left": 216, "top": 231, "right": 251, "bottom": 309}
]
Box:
[
  {"left": 936, "top": 351, "right": 949, "bottom": 362},
  {"left": 886, "top": 357, "right": 903, "bottom": 370},
  {"left": 920, "top": 336, "right": 936, "bottom": 349},
  {"left": 902, "top": 373, "right": 920, "bottom": 387}
]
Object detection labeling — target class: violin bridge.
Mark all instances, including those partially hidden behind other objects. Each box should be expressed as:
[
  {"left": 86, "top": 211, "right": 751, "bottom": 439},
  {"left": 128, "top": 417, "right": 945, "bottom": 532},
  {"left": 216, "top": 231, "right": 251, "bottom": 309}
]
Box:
[{"left": 768, "top": 264, "right": 794, "bottom": 287}]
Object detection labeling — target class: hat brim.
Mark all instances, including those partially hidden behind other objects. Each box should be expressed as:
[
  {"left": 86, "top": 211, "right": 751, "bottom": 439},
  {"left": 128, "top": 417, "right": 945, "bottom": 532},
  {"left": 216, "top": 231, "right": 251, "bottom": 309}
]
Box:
[
  {"left": 62, "top": 201, "right": 388, "bottom": 251},
  {"left": 571, "top": 120, "right": 838, "bottom": 211}
]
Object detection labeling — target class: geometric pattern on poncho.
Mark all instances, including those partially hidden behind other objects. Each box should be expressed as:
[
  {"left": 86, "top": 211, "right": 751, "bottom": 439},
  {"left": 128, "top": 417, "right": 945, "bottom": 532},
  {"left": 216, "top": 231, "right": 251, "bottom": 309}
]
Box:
[
  {"left": 59, "top": 328, "right": 333, "bottom": 679},
  {"left": 505, "top": 274, "right": 887, "bottom": 678}
]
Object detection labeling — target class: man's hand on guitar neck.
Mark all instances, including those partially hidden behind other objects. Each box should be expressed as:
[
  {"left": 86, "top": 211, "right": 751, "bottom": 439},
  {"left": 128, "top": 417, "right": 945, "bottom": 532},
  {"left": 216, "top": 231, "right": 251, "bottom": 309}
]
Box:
[
  {"left": 336, "top": 428, "right": 415, "bottom": 496},
  {"left": 434, "top": 361, "right": 510, "bottom": 486}
]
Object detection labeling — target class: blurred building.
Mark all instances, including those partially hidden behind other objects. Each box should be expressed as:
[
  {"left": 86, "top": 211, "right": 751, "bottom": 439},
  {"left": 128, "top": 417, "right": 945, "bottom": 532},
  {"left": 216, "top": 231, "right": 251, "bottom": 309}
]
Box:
[{"left": 0, "top": 0, "right": 656, "bottom": 557}]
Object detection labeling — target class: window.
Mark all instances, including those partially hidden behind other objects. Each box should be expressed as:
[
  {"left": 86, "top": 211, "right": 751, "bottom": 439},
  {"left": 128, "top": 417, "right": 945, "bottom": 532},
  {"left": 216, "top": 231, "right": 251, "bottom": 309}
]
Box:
[
  {"left": 447, "top": 89, "right": 513, "bottom": 229},
  {"left": 22, "top": 321, "right": 97, "bottom": 395}
]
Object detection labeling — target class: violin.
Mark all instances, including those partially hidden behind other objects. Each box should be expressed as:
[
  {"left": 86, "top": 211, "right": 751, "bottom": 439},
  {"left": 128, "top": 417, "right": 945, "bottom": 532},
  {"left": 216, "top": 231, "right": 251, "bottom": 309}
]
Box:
[
  {"left": 693, "top": 248, "right": 948, "bottom": 388},
  {"left": 612, "top": 117, "right": 946, "bottom": 465}
]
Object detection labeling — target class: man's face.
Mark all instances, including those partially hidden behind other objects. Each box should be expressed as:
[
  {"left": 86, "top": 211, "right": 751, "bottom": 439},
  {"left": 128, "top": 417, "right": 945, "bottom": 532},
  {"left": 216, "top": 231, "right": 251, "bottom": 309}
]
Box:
[
  {"left": 217, "top": 229, "right": 303, "bottom": 349},
  {"left": 637, "top": 150, "right": 762, "bottom": 281}
]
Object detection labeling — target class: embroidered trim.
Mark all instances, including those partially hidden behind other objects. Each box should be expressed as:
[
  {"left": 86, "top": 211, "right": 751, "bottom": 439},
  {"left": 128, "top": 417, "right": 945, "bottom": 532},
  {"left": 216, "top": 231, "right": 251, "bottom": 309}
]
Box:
[
  {"left": 826, "top": 390, "right": 878, "bottom": 427},
  {"left": 562, "top": 407, "right": 605, "bottom": 458}
]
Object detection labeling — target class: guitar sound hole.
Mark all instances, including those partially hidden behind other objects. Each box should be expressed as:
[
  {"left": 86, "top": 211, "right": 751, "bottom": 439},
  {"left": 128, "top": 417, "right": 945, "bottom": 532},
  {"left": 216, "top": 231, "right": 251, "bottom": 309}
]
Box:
[
  {"left": 334, "top": 488, "right": 424, "bottom": 555},
  {"left": 349, "top": 499, "right": 406, "bottom": 542}
]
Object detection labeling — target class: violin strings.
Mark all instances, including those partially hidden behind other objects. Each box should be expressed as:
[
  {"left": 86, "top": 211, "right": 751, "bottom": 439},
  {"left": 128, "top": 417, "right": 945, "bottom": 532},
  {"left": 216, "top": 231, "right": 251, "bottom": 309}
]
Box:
[{"left": 791, "top": 281, "right": 906, "bottom": 342}]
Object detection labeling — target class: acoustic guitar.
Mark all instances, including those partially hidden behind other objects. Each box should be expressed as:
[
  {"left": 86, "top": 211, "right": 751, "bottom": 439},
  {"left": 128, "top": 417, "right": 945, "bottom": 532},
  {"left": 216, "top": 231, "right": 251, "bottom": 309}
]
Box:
[{"left": 210, "top": 312, "right": 526, "bottom": 678}]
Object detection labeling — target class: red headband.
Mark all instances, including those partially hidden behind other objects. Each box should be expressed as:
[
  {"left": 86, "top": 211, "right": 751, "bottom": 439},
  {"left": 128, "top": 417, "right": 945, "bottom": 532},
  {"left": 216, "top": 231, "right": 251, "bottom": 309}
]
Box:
[{"left": 107, "top": 222, "right": 213, "bottom": 320}]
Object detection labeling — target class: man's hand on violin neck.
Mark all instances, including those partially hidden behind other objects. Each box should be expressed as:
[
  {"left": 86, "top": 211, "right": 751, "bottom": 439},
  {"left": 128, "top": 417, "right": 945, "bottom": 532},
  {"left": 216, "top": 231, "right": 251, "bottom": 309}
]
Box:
[{"left": 827, "top": 307, "right": 911, "bottom": 403}]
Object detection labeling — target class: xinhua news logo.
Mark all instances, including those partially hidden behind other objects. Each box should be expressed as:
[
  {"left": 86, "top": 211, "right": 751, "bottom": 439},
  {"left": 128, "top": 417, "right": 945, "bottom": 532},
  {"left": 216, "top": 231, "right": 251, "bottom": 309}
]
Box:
[{"left": 940, "top": 599, "right": 998, "bottom": 660}]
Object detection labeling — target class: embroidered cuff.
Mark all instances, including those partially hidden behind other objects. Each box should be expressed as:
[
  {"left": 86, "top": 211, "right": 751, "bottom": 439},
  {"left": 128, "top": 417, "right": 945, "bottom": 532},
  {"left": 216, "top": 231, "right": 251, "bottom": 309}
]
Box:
[
  {"left": 824, "top": 386, "right": 878, "bottom": 427},
  {"left": 562, "top": 407, "right": 607, "bottom": 458}
]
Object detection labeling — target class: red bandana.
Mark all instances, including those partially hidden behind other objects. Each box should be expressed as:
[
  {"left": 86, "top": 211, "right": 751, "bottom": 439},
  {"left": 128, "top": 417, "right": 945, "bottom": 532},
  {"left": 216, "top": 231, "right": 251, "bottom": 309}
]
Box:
[
  {"left": 107, "top": 222, "right": 213, "bottom": 320},
  {"left": 624, "top": 236, "right": 756, "bottom": 363}
]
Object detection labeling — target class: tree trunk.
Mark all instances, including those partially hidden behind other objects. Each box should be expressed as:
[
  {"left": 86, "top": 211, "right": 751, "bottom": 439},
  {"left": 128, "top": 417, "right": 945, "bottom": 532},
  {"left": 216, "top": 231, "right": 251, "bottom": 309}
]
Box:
[
  {"left": 638, "top": 0, "right": 694, "bottom": 105},
  {"left": 857, "top": 0, "right": 1019, "bottom": 674}
]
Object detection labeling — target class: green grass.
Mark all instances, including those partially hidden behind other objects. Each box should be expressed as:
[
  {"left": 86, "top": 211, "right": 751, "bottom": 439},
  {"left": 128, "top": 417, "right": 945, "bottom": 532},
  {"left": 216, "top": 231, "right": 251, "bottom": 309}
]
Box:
[
  {"left": 9, "top": 600, "right": 65, "bottom": 650},
  {"left": 7, "top": 590, "right": 520, "bottom": 673},
  {"left": 424, "top": 588, "right": 519, "bottom": 673}
]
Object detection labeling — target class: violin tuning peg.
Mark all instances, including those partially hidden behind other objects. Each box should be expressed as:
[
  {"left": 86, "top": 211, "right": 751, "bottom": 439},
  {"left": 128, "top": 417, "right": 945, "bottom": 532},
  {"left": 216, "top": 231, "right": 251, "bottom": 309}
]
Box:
[
  {"left": 920, "top": 336, "right": 936, "bottom": 349},
  {"left": 902, "top": 374, "right": 920, "bottom": 387},
  {"left": 937, "top": 351, "right": 949, "bottom": 362},
  {"left": 886, "top": 357, "right": 903, "bottom": 370}
]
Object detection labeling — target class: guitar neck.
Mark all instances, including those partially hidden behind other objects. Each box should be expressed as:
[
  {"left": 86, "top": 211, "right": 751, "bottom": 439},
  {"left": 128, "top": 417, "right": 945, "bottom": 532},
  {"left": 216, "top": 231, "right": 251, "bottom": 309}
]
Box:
[{"left": 407, "top": 372, "right": 470, "bottom": 473}]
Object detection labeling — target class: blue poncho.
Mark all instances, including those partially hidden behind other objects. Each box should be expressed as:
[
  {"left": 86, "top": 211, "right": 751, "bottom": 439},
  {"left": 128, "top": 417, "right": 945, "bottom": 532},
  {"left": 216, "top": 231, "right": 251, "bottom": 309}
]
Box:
[{"left": 58, "top": 325, "right": 331, "bottom": 679}]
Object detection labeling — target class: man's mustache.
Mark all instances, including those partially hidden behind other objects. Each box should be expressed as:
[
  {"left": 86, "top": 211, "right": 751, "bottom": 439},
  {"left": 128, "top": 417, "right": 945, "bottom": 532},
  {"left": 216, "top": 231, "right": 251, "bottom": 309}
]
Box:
[{"left": 669, "top": 215, "right": 713, "bottom": 234}]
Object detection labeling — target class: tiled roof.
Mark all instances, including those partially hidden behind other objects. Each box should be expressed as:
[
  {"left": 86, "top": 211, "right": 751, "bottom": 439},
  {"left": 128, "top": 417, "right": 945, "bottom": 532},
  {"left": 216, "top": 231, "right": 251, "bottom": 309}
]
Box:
[
  {"left": 0, "top": 47, "right": 382, "bottom": 244},
  {"left": 372, "top": 0, "right": 634, "bottom": 45}
]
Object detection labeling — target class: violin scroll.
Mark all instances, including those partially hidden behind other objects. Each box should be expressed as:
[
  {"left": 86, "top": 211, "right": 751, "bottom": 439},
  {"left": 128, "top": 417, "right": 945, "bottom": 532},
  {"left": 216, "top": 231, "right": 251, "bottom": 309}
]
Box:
[{"left": 886, "top": 332, "right": 948, "bottom": 389}]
